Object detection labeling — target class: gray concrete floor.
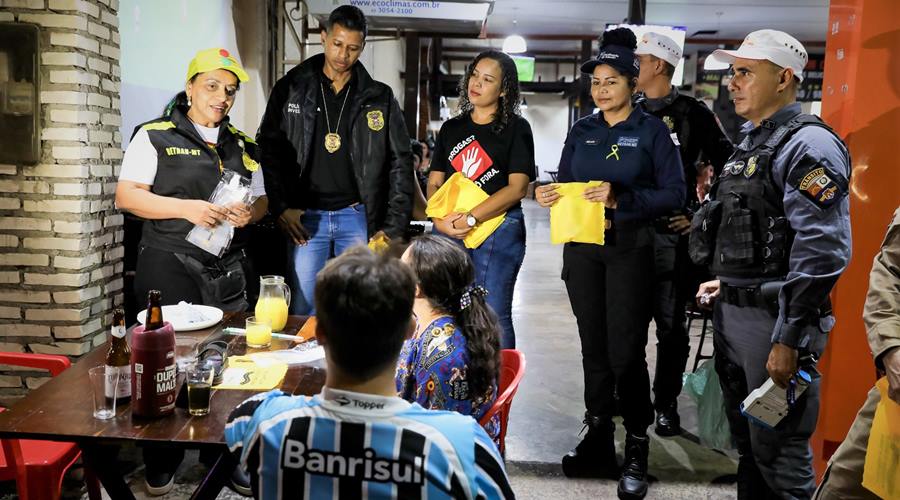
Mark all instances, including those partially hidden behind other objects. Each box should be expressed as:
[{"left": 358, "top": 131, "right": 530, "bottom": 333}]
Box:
[{"left": 50, "top": 199, "right": 738, "bottom": 499}]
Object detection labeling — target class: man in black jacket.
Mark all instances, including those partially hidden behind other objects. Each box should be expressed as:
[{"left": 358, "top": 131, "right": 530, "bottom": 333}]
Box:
[
  {"left": 635, "top": 31, "right": 734, "bottom": 437},
  {"left": 257, "top": 5, "right": 413, "bottom": 314}
]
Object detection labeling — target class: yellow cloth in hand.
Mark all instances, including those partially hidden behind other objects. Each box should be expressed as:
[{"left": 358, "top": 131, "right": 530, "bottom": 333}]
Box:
[
  {"left": 367, "top": 233, "right": 390, "bottom": 254},
  {"left": 213, "top": 355, "right": 287, "bottom": 390},
  {"left": 862, "top": 377, "right": 900, "bottom": 499},
  {"left": 425, "top": 172, "right": 505, "bottom": 249},
  {"left": 550, "top": 181, "right": 606, "bottom": 245}
]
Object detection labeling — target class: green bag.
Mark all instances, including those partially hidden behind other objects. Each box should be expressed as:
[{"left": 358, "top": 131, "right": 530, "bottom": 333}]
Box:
[{"left": 683, "top": 357, "right": 733, "bottom": 451}]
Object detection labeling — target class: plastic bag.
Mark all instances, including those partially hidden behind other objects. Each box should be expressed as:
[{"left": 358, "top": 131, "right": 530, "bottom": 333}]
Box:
[
  {"left": 549, "top": 181, "right": 605, "bottom": 245},
  {"left": 186, "top": 170, "right": 254, "bottom": 257},
  {"left": 425, "top": 172, "right": 505, "bottom": 249},
  {"left": 683, "top": 357, "right": 733, "bottom": 450}
]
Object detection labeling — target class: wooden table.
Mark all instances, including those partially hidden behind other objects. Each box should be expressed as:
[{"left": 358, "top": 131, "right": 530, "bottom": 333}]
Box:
[{"left": 0, "top": 313, "right": 325, "bottom": 500}]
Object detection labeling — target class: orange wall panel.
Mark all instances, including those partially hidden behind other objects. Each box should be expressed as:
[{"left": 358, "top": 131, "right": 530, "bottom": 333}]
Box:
[{"left": 814, "top": 0, "right": 900, "bottom": 476}]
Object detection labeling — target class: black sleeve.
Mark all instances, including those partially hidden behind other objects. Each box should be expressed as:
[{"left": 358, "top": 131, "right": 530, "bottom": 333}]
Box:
[
  {"left": 428, "top": 121, "right": 451, "bottom": 176},
  {"left": 694, "top": 102, "right": 734, "bottom": 176},
  {"left": 508, "top": 117, "right": 536, "bottom": 180},
  {"left": 382, "top": 91, "right": 414, "bottom": 239},
  {"left": 256, "top": 76, "right": 295, "bottom": 218}
]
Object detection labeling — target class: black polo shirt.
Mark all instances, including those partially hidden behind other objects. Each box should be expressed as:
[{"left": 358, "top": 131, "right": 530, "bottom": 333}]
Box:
[{"left": 299, "top": 73, "right": 361, "bottom": 210}]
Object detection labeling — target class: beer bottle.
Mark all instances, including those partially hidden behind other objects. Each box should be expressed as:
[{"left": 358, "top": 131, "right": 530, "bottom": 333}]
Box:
[
  {"left": 105, "top": 308, "right": 131, "bottom": 402},
  {"left": 145, "top": 290, "right": 164, "bottom": 330}
]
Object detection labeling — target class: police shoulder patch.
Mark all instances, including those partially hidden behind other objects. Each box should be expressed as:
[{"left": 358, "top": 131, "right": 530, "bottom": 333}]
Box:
[
  {"left": 787, "top": 153, "right": 848, "bottom": 209},
  {"left": 366, "top": 110, "right": 385, "bottom": 131}
]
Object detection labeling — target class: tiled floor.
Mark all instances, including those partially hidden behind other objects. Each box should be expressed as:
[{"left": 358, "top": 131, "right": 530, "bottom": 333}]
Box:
[{"left": 40, "top": 199, "right": 738, "bottom": 499}]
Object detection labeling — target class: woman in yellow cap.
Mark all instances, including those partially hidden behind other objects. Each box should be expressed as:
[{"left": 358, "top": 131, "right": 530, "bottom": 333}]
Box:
[{"left": 115, "top": 47, "right": 266, "bottom": 496}]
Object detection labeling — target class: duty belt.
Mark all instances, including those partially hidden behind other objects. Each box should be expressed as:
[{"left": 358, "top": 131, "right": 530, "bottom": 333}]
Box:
[{"left": 719, "top": 283, "right": 774, "bottom": 310}]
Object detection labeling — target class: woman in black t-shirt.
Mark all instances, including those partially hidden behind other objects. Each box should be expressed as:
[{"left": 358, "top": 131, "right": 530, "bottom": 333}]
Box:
[{"left": 427, "top": 50, "right": 536, "bottom": 349}]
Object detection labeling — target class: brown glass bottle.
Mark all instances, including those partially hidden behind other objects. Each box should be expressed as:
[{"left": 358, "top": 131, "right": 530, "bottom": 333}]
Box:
[
  {"left": 105, "top": 308, "right": 131, "bottom": 402},
  {"left": 145, "top": 290, "right": 164, "bottom": 330}
]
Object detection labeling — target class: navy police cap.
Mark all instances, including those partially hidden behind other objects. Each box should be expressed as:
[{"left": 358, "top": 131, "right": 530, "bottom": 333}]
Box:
[{"left": 580, "top": 44, "right": 640, "bottom": 77}]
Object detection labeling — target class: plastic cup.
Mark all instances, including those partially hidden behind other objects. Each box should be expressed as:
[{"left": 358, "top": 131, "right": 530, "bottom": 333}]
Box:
[
  {"left": 186, "top": 364, "right": 214, "bottom": 417},
  {"left": 89, "top": 366, "right": 117, "bottom": 420},
  {"left": 245, "top": 316, "right": 272, "bottom": 348},
  {"left": 174, "top": 336, "right": 199, "bottom": 372}
]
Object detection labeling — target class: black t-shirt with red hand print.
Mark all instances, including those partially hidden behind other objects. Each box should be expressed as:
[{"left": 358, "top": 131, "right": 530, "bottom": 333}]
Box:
[{"left": 430, "top": 114, "right": 536, "bottom": 202}]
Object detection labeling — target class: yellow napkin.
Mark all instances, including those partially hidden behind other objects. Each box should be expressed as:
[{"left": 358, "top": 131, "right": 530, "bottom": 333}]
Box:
[
  {"left": 213, "top": 355, "right": 287, "bottom": 390},
  {"left": 425, "top": 172, "right": 505, "bottom": 249},
  {"left": 862, "top": 377, "right": 900, "bottom": 499},
  {"left": 549, "top": 181, "right": 606, "bottom": 245}
]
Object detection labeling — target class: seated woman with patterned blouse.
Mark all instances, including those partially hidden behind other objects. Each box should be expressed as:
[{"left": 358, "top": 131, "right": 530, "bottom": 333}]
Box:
[{"left": 396, "top": 235, "right": 502, "bottom": 441}]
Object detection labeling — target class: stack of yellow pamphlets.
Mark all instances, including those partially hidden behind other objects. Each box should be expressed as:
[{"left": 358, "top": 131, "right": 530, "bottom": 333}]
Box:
[
  {"left": 549, "top": 181, "right": 606, "bottom": 245},
  {"left": 214, "top": 355, "right": 288, "bottom": 390}
]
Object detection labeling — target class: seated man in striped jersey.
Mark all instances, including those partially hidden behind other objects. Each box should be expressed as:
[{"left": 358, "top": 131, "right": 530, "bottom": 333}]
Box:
[{"left": 225, "top": 248, "right": 514, "bottom": 499}]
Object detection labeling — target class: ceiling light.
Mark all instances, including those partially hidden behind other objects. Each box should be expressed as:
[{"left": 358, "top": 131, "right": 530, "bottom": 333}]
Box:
[{"left": 503, "top": 35, "right": 527, "bottom": 54}]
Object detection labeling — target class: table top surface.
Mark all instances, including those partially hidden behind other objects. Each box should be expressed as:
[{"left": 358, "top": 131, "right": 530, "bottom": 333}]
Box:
[{"left": 0, "top": 313, "right": 325, "bottom": 447}]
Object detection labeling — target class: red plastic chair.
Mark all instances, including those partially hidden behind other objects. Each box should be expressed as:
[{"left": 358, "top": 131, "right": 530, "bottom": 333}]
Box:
[
  {"left": 479, "top": 349, "right": 526, "bottom": 456},
  {"left": 0, "top": 352, "right": 101, "bottom": 500}
]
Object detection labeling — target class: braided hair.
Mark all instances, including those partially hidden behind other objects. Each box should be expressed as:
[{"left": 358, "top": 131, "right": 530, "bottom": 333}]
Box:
[{"left": 455, "top": 50, "right": 522, "bottom": 134}]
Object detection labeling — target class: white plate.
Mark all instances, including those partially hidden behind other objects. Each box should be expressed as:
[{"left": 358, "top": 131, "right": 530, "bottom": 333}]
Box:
[{"left": 136, "top": 304, "right": 224, "bottom": 332}]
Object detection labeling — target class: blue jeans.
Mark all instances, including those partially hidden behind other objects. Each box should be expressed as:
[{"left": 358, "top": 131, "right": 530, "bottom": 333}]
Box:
[
  {"left": 436, "top": 206, "right": 526, "bottom": 349},
  {"left": 288, "top": 205, "right": 368, "bottom": 315}
]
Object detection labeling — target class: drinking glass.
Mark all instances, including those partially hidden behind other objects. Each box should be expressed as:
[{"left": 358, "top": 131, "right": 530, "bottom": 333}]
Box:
[
  {"left": 89, "top": 366, "right": 117, "bottom": 420},
  {"left": 186, "top": 364, "right": 214, "bottom": 416},
  {"left": 245, "top": 316, "right": 272, "bottom": 348}
]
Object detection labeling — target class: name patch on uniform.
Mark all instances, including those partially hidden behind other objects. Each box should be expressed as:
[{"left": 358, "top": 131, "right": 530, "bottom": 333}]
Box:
[
  {"left": 165, "top": 147, "right": 201, "bottom": 157},
  {"left": 617, "top": 136, "right": 639, "bottom": 147},
  {"left": 366, "top": 110, "right": 384, "bottom": 131},
  {"left": 287, "top": 103, "right": 301, "bottom": 114}
]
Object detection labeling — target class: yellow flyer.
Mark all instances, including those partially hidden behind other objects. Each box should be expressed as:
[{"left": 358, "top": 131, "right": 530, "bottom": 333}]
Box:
[
  {"left": 549, "top": 181, "right": 606, "bottom": 245},
  {"left": 214, "top": 355, "right": 288, "bottom": 391},
  {"left": 862, "top": 377, "right": 900, "bottom": 499}
]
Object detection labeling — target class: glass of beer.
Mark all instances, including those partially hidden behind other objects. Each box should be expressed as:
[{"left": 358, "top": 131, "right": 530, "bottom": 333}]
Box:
[
  {"left": 245, "top": 316, "right": 272, "bottom": 348},
  {"left": 186, "top": 364, "right": 214, "bottom": 416}
]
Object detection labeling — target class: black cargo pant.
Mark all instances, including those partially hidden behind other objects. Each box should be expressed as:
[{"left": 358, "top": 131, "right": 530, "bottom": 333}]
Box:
[
  {"left": 651, "top": 231, "right": 694, "bottom": 410},
  {"left": 562, "top": 224, "right": 655, "bottom": 434}
]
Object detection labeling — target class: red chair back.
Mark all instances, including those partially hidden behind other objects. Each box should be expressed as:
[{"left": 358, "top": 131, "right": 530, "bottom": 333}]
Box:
[{"left": 479, "top": 349, "right": 526, "bottom": 456}]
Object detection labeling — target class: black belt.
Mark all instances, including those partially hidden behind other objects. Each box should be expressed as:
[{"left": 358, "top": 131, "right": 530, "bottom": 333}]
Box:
[{"left": 720, "top": 281, "right": 833, "bottom": 317}]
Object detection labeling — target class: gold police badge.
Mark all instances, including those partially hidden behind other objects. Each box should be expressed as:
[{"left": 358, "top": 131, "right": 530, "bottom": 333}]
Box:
[
  {"left": 744, "top": 155, "right": 759, "bottom": 178},
  {"left": 662, "top": 116, "right": 675, "bottom": 130},
  {"left": 366, "top": 110, "right": 384, "bottom": 131}
]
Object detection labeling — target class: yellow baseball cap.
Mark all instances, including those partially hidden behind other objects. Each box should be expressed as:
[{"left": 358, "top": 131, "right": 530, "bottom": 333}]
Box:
[{"left": 186, "top": 48, "right": 250, "bottom": 83}]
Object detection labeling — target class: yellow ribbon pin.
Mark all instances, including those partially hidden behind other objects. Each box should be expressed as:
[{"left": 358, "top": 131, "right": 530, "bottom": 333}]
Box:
[{"left": 606, "top": 144, "right": 620, "bottom": 160}]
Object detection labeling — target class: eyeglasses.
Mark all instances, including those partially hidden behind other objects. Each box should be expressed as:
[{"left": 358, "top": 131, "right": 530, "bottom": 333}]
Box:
[{"left": 202, "top": 80, "right": 239, "bottom": 98}]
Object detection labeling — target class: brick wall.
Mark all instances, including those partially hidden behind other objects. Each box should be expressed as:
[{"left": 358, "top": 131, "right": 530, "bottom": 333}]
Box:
[{"left": 0, "top": 0, "right": 122, "bottom": 404}]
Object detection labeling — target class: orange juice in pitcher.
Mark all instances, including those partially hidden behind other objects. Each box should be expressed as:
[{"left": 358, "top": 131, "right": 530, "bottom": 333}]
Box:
[{"left": 255, "top": 275, "right": 290, "bottom": 332}]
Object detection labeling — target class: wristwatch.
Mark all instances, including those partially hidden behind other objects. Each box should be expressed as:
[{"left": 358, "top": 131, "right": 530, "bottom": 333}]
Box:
[{"left": 465, "top": 213, "right": 478, "bottom": 227}]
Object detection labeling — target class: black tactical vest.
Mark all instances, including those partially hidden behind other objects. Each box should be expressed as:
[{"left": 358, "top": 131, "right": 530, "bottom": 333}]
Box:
[
  {"left": 137, "top": 106, "right": 260, "bottom": 256},
  {"left": 708, "top": 114, "right": 840, "bottom": 279}
]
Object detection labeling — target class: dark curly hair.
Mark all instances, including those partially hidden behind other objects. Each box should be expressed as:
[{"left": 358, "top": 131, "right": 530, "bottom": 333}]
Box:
[
  {"left": 456, "top": 50, "right": 521, "bottom": 134},
  {"left": 406, "top": 235, "right": 501, "bottom": 404}
]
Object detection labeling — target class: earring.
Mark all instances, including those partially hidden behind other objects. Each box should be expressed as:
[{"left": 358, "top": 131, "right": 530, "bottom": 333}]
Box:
[{"left": 187, "top": 96, "right": 192, "bottom": 107}]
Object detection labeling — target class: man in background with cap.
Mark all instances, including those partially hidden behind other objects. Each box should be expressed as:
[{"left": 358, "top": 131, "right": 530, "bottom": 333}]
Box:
[
  {"left": 692, "top": 29, "right": 851, "bottom": 499},
  {"left": 257, "top": 5, "right": 413, "bottom": 315},
  {"left": 634, "top": 31, "right": 734, "bottom": 437}
]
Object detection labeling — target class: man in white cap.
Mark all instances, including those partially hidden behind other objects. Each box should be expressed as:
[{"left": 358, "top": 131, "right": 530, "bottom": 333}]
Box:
[
  {"left": 692, "top": 30, "right": 852, "bottom": 499},
  {"left": 634, "top": 31, "right": 734, "bottom": 438}
]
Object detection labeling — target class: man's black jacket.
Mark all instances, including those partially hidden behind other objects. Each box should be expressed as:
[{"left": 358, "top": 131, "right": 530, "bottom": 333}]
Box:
[{"left": 257, "top": 53, "right": 413, "bottom": 238}]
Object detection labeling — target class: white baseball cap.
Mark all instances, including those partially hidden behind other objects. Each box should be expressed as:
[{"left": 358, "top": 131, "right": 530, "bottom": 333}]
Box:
[
  {"left": 704, "top": 29, "right": 808, "bottom": 82},
  {"left": 634, "top": 32, "right": 682, "bottom": 67}
]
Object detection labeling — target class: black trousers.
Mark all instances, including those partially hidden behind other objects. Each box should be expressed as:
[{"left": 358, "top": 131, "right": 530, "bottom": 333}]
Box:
[
  {"left": 651, "top": 231, "right": 693, "bottom": 410},
  {"left": 562, "top": 225, "right": 655, "bottom": 435}
]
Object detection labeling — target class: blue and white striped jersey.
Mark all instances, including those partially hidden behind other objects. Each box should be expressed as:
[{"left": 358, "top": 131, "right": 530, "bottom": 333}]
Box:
[{"left": 225, "top": 387, "right": 515, "bottom": 499}]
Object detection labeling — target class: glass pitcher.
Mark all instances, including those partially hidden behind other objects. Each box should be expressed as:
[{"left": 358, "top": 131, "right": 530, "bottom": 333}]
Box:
[{"left": 255, "top": 275, "right": 291, "bottom": 332}]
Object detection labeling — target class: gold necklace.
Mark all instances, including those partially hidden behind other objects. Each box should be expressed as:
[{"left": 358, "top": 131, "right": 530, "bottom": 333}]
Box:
[{"left": 321, "top": 81, "right": 351, "bottom": 153}]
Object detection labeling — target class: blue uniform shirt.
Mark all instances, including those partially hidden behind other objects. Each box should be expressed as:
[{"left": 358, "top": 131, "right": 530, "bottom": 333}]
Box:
[
  {"left": 556, "top": 107, "right": 686, "bottom": 222},
  {"left": 731, "top": 102, "right": 852, "bottom": 347}
]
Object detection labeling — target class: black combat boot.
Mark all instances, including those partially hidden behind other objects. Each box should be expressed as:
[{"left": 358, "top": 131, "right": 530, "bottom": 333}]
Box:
[
  {"left": 617, "top": 433, "right": 649, "bottom": 499},
  {"left": 654, "top": 401, "right": 681, "bottom": 437},
  {"left": 561, "top": 412, "right": 618, "bottom": 479}
]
